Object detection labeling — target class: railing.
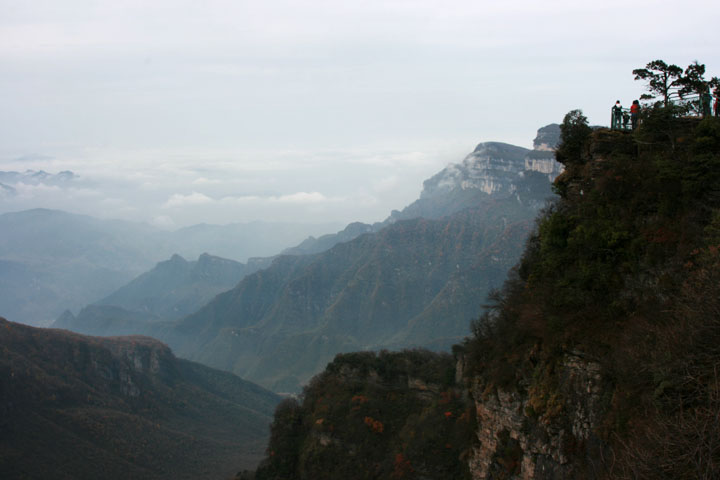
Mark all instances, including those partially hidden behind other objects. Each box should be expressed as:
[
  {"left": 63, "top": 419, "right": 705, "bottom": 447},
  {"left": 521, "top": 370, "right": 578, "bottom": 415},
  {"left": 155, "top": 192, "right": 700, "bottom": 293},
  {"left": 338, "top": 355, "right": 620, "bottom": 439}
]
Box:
[
  {"left": 610, "top": 106, "right": 636, "bottom": 131},
  {"left": 610, "top": 91, "right": 716, "bottom": 130},
  {"left": 667, "top": 92, "right": 701, "bottom": 114}
]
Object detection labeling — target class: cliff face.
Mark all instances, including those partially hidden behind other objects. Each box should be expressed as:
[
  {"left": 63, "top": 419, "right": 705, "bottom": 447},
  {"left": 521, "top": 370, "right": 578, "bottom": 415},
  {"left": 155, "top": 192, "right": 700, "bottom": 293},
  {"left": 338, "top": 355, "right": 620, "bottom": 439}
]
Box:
[
  {"left": 397, "top": 126, "right": 562, "bottom": 223},
  {"left": 467, "top": 352, "right": 605, "bottom": 479},
  {"left": 422, "top": 141, "right": 561, "bottom": 199}
]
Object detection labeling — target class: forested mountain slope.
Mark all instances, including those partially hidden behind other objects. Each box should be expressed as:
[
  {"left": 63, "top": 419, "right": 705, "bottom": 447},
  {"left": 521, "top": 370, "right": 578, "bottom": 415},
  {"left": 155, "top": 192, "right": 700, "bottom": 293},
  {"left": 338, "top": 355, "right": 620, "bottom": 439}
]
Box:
[{"left": 0, "top": 317, "right": 280, "bottom": 479}]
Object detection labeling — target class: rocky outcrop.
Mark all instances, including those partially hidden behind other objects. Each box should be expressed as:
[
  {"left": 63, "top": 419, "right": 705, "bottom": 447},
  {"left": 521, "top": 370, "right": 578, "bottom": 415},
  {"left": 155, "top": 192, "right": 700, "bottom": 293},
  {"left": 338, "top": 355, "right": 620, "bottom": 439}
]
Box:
[
  {"left": 533, "top": 124, "right": 561, "bottom": 152},
  {"left": 419, "top": 125, "right": 563, "bottom": 207},
  {"left": 468, "top": 352, "right": 606, "bottom": 479}
]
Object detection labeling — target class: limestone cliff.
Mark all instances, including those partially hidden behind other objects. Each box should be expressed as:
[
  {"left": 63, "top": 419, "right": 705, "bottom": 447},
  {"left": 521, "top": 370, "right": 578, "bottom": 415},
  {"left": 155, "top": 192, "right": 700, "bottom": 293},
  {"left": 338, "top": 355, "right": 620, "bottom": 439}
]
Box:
[{"left": 466, "top": 352, "right": 606, "bottom": 479}]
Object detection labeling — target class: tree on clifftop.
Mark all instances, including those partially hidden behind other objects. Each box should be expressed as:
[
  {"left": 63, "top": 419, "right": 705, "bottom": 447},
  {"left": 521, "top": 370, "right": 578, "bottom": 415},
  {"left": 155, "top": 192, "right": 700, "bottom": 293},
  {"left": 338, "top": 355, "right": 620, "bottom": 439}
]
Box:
[
  {"left": 555, "top": 109, "right": 591, "bottom": 165},
  {"left": 633, "top": 59, "right": 683, "bottom": 106}
]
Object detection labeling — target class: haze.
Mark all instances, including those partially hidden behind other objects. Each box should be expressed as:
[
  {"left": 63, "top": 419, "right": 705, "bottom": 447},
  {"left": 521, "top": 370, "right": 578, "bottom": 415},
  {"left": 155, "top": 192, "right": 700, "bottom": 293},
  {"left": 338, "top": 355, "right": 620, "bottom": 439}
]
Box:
[{"left": 1, "top": 0, "right": 717, "bottom": 227}]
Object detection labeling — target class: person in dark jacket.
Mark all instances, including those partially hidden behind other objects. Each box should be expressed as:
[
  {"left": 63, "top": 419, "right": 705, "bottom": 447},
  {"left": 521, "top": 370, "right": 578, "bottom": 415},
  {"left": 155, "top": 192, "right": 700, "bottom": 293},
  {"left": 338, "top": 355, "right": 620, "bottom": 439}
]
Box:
[{"left": 611, "top": 100, "right": 623, "bottom": 130}]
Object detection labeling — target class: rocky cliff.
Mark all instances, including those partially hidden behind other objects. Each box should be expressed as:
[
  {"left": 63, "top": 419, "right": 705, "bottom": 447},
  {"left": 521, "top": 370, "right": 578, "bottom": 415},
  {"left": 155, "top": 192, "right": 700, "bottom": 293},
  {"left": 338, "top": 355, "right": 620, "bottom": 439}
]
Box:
[
  {"left": 466, "top": 352, "right": 606, "bottom": 479},
  {"left": 392, "top": 125, "right": 562, "bottom": 223}
]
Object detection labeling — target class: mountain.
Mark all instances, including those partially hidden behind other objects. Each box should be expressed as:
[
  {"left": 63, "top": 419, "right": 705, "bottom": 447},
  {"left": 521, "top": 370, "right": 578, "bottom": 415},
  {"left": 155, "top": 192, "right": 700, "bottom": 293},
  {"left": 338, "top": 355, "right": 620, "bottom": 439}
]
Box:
[
  {"left": 286, "top": 127, "right": 561, "bottom": 258},
  {"left": 0, "top": 169, "right": 78, "bottom": 188},
  {"left": 98, "top": 253, "right": 271, "bottom": 321},
  {"left": 54, "top": 252, "right": 274, "bottom": 337},
  {"left": 167, "top": 206, "right": 533, "bottom": 393},
  {"left": 390, "top": 141, "right": 558, "bottom": 222},
  {"left": 0, "top": 209, "right": 172, "bottom": 327},
  {"left": 0, "top": 208, "right": 338, "bottom": 326},
  {"left": 250, "top": 113, "right": 720, "bottom": 478},
  {"left": 146, "top": 126, "right": 563, "bottom": 392},
  {"left": 0, "top": 317, "right": 281, "bottom": 479}
]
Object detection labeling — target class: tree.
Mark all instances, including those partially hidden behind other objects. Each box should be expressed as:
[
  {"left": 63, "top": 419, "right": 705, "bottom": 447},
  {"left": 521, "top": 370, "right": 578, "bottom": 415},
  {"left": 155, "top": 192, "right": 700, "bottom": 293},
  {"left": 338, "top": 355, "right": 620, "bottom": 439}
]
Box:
[
  {"left": 633, "top": 60, "right": 684, "bottom": 106},
  {"left": 678, "top": 61, "right": 708, "bottom": 98},
  {"left": 555, "top": 109, "right": 592, "bottom": 165}
]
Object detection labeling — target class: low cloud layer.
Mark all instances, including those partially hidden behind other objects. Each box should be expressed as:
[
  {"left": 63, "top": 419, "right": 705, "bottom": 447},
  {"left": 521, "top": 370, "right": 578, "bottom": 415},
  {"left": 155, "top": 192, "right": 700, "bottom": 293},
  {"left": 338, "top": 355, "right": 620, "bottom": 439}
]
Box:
[{"left": 0, "top": 144, "right": 459, "bottom": 228}]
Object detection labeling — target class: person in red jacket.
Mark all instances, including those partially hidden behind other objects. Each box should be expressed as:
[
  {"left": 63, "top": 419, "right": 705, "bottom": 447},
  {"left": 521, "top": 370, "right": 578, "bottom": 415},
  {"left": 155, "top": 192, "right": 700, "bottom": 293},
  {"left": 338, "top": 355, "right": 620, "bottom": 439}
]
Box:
[{"left": 630, "top": 100, "right": 640, "bottom": 130}]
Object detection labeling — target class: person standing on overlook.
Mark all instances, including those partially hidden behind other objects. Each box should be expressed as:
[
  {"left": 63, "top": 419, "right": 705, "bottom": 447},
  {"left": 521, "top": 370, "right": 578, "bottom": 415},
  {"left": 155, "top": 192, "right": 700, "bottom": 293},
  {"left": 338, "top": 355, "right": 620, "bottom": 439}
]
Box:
[
  {"left": 630, "top": 100, "right": 640, "bottom": 130},
  {"left": 702, "top": 88, "right": 713, "bottom": 117},
  {"left": 611, "top": 100, "right": 623, "bottom": 129}
]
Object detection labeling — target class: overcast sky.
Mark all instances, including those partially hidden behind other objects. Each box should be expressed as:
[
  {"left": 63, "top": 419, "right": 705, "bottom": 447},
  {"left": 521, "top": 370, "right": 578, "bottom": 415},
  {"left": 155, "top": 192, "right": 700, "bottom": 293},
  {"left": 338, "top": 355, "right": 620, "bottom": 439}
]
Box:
[{"left": 1, "top": 0, "right": 718, "bottom": 228}]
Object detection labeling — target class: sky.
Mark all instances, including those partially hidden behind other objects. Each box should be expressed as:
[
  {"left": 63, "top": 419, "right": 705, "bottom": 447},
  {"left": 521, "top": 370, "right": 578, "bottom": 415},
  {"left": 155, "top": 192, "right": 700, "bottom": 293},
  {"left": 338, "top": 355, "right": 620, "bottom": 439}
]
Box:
[{"left": 1, "top": 0, "right": 718, "bottom": 229}]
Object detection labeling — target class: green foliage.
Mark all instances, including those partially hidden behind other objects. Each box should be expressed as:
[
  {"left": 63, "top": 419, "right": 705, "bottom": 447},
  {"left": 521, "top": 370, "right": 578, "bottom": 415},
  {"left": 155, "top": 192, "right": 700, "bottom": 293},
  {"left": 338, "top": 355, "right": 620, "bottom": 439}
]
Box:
[
  {"left": 633, "top": 59, "right": 684, "bottom": 106},
  {"left": 255, "top": 350, "right": 475, "bottom": 480},
  {"left": 255, "top": 398, "right": 304, "bottom": 480},
  {"left": 0, "top": 319, "right": 280, "bottom": 479},
  {"left": 465, "top": 108, "right": 720, "bottom": 477},
  {"left": 678, "top": 60, "right": 708, "bottom": 99},
  {"left": 555, "top": 109, "right": 592, "bottom": 166}
]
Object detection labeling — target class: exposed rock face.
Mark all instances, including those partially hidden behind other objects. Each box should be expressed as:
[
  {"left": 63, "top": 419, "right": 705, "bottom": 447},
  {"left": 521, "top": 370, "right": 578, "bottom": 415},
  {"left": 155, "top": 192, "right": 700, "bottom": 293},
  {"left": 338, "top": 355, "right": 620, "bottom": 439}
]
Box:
[
  {"left": 532, "top": 124, "right": 561, "bottom": 152},
  {"left": 468, "top": 352, "right": 605, "bottom": 479},
  {"left": 419, "top": 132, "right": 563, "bottom": 204}
]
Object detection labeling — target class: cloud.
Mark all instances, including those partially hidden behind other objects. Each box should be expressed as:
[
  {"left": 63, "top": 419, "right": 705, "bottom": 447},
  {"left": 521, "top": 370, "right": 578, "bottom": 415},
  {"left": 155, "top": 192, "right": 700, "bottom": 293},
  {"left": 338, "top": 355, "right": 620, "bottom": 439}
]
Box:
[
  {"left": 192, "top": 177, "right": 223, "bottom": 185},
  {"left": 274, "top": 192, "right": 327, "bottom": 204},
  {"left": 216, "top": 191, "right": 330, "bottom": 205},
  {"left": 12, "top": 182, "right": 63, "bottom": 199},
  {"left": 162, "top": 192, "right": 214, "bottom": 208}
]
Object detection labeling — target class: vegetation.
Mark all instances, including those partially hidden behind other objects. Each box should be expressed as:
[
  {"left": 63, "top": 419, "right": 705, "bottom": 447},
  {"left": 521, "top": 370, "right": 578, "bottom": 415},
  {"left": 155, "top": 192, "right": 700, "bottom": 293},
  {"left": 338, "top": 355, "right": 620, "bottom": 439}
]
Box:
[
  {"left": 0, "top": 318, "right": 280, "bottom": 479},
  {"left": 634, "top": 59, "right": 719, "bottom": 115},
  {"left": 253, "top": 350, "right": 475, "bottom": 480},
  {"left": 632, "top": 59, "right": 684, "bottom": 106},
  {"left": 465, "top": 74, "right": 720, "bottom": 477}
]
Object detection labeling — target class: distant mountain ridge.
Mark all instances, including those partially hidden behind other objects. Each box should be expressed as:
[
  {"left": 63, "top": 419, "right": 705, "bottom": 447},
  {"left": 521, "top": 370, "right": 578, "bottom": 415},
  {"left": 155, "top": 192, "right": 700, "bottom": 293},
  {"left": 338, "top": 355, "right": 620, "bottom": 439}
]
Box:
[
  {"left": 0, "top": 317, "right": 280, "bottom": 479},
  {"left": 54, "top": 252, "right": 274, "bottom": 337},
  {"left": 0, "top": 170, "right": 78, "bottom": 195},
  {"left": 0, "top": 208, "right": 338, "bottom": 326},
  {"left": 97, "top": 253, "right": 272, "bottom": 320}
]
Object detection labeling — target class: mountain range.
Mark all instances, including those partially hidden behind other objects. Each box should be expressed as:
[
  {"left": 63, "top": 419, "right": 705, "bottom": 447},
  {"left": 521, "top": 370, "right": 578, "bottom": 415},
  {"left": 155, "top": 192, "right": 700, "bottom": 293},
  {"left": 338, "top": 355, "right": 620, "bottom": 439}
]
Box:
[
  {"left": 57, "top": 125, "right": 563, "bottom": 392},
  {"left": 0, "top": 208, "right": 339, "bottom": 326}
]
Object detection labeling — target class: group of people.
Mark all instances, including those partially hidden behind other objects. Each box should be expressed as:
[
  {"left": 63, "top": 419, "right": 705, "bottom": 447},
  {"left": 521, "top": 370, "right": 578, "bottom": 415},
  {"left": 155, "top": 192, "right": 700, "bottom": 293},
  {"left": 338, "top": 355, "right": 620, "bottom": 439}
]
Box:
[
  {"left": 612, "top": 89, "right": 720, "bottom": 131},
  {"left": 611, "top": 100, "right": 641, "bottom": 131}
]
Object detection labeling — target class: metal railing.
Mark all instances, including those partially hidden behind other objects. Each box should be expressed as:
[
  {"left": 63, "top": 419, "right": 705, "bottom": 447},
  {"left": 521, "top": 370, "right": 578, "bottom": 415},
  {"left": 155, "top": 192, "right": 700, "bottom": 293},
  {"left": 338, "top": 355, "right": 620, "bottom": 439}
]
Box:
[
  {"left": 610, "top": 91, "right": 717, "bottom": 130},
  {"left": 610, "top": 106, "right": 637, "bottom": 131}
]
